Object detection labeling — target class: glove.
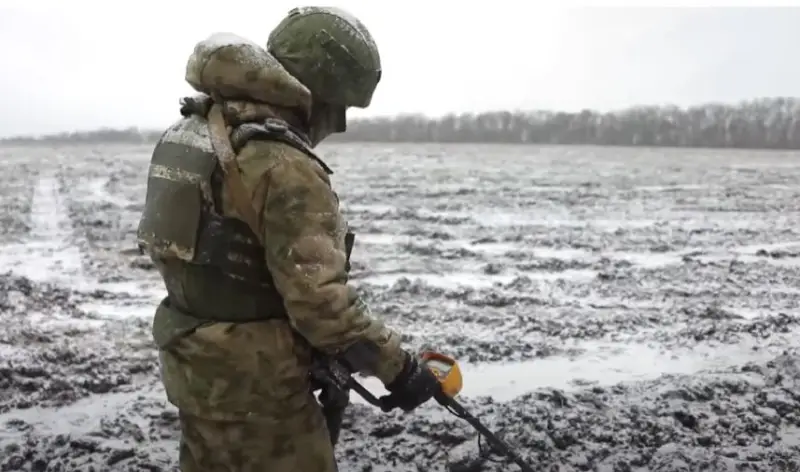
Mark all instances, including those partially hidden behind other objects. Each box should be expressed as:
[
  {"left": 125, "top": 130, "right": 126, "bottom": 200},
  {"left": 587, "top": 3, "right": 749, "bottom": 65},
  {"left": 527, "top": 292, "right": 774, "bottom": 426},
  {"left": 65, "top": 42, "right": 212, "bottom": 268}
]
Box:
[{"left": 380, "top": 353, "right": 440, "bottom": 412}]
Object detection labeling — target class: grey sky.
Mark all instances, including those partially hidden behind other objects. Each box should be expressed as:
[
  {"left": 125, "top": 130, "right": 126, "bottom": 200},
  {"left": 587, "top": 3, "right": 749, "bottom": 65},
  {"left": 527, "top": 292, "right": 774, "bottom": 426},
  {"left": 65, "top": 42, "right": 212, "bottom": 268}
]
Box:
[{"left": 1, "top": 2, "right": 799, "bottom": 137}]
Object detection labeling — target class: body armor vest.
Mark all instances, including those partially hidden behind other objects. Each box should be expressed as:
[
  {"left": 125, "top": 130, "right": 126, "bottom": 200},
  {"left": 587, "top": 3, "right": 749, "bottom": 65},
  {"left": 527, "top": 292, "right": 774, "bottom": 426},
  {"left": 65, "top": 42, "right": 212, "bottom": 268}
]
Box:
[{"left": 137, "top": 114, "right": 353, "bottom": 326}]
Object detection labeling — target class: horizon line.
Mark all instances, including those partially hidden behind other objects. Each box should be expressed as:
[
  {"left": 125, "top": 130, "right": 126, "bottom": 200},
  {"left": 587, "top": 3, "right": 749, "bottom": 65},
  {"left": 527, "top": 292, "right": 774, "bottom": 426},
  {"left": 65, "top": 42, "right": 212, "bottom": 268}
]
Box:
[{"left": 3, "top": 95, "right": 799, "bottom": 141}]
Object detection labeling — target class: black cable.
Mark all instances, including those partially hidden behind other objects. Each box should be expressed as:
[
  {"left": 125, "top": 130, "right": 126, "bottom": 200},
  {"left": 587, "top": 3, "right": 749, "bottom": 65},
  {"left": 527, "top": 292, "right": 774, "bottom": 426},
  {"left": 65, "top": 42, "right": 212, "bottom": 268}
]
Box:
[{"left": 444, "top": 403, "right": 506, "bottom": 463}]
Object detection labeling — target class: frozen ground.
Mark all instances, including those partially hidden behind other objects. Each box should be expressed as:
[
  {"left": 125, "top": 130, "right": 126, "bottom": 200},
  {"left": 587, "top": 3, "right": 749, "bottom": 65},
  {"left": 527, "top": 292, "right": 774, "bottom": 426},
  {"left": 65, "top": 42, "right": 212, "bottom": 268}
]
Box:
[{"left": 1, "top": 143, "right": 800, "bottom": 471}]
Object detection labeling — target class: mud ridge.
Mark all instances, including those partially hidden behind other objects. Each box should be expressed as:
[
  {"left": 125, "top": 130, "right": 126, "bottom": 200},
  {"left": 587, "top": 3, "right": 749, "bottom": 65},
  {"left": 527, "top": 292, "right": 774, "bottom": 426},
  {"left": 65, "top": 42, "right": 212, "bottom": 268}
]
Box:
[{"left": 0, "top": 273, "right": 157, "bottom": 414}]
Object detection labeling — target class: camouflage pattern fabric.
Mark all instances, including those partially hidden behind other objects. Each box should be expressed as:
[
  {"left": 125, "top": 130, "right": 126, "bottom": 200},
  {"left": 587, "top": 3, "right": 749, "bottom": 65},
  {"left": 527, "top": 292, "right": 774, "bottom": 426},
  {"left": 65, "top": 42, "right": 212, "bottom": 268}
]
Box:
[
  {"left": 152, "top": 26, "right": 407, "bottom": 471},
  {"left": 268, "top": 6, "right": 382, "bottom": 108},
  {"left": 244, "top": 137, "right": 406, "bottom": 383},
  {"left": 158, "top": 130, "right": 407, "bottom": 470},
  {"left": 179, "top": 408, "right": 336, "bottom": 472},
  {"left": 185, "top": 32, "right": 313, "bottom": 120},
  {"left": 164, "top": 320, "right": 337, "bottom": 471}
]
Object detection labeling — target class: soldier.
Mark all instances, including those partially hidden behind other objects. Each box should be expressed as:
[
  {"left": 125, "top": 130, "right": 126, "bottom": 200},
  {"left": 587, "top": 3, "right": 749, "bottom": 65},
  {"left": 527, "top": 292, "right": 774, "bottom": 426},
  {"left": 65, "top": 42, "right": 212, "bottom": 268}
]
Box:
[{"left": 137, "top": 6, "right": 441, "bottom": 472}]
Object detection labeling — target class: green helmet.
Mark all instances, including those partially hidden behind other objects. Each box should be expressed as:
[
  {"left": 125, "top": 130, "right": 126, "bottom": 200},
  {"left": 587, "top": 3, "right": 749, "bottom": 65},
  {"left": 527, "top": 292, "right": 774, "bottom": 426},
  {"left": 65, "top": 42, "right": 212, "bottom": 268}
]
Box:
[{"left": 267, "top": 6, "right": 381, "bottom": 108}]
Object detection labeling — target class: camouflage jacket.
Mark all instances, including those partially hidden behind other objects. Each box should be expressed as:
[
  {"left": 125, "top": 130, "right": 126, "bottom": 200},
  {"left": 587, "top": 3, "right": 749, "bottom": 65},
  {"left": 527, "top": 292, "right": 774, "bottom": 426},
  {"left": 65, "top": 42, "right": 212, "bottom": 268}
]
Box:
[{"left": 145, "top": 102, "right": 407, "bottom": 419}]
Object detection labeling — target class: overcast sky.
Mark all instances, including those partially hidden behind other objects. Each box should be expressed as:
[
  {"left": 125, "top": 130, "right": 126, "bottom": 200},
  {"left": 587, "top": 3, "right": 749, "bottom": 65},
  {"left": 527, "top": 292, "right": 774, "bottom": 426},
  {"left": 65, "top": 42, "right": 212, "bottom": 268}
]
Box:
[{"left": 1, "top": 1, "right": 800, "bottom": 137}]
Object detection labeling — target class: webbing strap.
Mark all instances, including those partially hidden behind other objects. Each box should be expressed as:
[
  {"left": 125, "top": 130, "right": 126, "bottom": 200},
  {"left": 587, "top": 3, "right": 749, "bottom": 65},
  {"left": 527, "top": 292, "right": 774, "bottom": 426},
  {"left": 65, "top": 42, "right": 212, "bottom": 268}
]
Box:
[{"left": 207, "top": 104, "right": 264, "bottom": 245}]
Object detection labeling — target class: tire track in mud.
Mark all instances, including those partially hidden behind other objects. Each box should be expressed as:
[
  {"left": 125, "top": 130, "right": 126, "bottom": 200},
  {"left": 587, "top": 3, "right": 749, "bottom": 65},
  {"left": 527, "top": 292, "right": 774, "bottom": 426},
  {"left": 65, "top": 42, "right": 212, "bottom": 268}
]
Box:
[
  {"left": 0, "top": 168, "right": 85, "bottom": 284},
  {"left": 0, "top": 153, "right": 37, "bottom": 245},
  {"left": 58, "top": 159, "right": 149, "bottom": 285},
  {"left": 54, "top": 148, "right": 163, "bottom": 311}
]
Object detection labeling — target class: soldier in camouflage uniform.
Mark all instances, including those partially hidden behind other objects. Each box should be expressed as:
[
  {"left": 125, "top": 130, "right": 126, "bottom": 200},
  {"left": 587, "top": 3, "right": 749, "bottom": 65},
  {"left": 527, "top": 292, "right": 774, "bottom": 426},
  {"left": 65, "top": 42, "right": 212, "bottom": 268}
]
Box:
[{"left": 137, "top": 7, "right": 441, "bottom": 472}]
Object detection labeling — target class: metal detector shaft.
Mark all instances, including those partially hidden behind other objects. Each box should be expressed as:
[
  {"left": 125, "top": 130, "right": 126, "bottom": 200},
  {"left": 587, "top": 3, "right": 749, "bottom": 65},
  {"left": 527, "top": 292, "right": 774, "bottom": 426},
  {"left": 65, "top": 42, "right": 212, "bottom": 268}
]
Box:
[
  {"left": 438, "top": 395, "right": 535, "bottom": 472},
  {"left": 349, "top": 377, "right": 534, "bottom": 472}
]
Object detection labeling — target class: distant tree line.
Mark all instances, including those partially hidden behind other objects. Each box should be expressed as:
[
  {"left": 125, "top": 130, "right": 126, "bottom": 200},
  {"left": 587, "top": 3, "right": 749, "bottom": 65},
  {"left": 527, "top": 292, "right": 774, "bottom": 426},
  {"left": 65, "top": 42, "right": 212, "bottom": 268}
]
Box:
[
  {"left": 6, "top": 97, "right": 800, "bottom": 150},
  {"left": 0, "top": 127, "right": 161, "bottom": 145}
]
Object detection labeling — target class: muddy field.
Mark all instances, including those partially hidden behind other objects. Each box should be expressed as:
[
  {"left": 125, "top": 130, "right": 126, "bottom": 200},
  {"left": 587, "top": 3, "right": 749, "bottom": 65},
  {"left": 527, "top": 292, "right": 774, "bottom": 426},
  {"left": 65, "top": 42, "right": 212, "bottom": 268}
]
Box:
[{"left": 1, "top": 142, "right": 800, "bottom": 471}]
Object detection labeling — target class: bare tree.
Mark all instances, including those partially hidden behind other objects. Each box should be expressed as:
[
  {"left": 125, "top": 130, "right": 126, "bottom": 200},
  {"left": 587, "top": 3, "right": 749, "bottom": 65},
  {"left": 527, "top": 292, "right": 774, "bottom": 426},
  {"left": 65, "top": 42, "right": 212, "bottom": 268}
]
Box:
[{"left": 6, "top": 97, "right": 800, "bottom": 150}]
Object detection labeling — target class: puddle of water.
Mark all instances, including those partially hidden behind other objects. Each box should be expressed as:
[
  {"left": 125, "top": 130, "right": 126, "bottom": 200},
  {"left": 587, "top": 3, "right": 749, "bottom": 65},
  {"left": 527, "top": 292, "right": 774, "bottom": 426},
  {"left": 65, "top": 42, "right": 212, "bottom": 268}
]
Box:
[
  {"left": 634, "top": 184, "right": 710, "bottom": 192},
  {"left": 737, "top": 254, "right": 800, "bottom": 268},
  {"left": 731, "top": 240, "right": 800, "bottom": 255},
  {"left": 25, "top": 310, "right": 106, "bottom": 331},
  {"left": 780, "top": 425, "right": 800, "bottom": 444},
  {"left": 458, "top": 241, "right": 594, "bottom": 260},
  {"left": 361, "top": 269, "right": 596, "bottom": 289},
  {"left": 459, "top": 242, "right": 687, "bottom": 271},
  {"left": 91, "top": 279, "right": 164, "bottom": 295},
  {"left": 0, "top": 385, "right": 166, "bottom": 440},
  {"left": 610, "top": 251, "right": 684, "bottom": 268},
  {"left": 0, "top": 343, "right": 21, "bottom": 359},
  {"left": 76, "top": 281, "right": 164, "bottom": 319},
  {"left": 357, "top": 233, "right": 410, "bottom": 246},
  {"left": 592, "top": 219, "right": 660, "bottom": 230},
  {"left": 350, "top": 337, "right": 791, "bottom": 404},
  {"left": 85, "top": 178, "right": 131, "bottom": 208},
  {"left": 343, "top": 203, "right": 397, "bottom": 214},
  {"left": 476, "top": 212, "right": 576, "bottom": 227},
  {"left": 359, "top": 237, "right": 593, "bottom": 263},
  {"left": 532, "top": 246, "right": 592, "bottom": 260},
  {"left": 526, "top": 185, "right": 574, "bottom": 192},
  {"left": 470, "top": 212, "right": 659, "bottom": 230},
  {"left": 362, "top": 272, "right": 518, "bottom": 289},
  {"left": 1, "top": 269, "right": 161, "bottom": 321},
  {"left": 79, "top": 301, "right": 158, "bottom": 319},
  {"left": 729, "top": 308, "right": 766, "bottom": 320},
  {"left": 466, "top": 241, "right": 519, "bottom": 255}
]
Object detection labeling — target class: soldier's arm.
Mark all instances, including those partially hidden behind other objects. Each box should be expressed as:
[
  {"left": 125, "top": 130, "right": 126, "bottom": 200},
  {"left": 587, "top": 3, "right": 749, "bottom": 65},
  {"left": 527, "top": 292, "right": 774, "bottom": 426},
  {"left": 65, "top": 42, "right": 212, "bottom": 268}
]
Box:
[{"left": 242, "top": 142, "right": 407, "bottom": 385}]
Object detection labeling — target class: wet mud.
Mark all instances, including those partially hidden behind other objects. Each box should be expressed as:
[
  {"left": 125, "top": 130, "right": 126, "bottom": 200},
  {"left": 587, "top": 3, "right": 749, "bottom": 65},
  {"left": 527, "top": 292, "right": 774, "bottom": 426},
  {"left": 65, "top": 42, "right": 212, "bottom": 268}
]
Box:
[{"left": 2, "top": 143, "right": 800, "bottom": 471}]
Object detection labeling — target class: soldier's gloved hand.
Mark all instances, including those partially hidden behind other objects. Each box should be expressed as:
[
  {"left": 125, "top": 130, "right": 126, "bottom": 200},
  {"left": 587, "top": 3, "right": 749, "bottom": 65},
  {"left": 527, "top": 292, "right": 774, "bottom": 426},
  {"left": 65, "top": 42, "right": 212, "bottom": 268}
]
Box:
[{"left": 380, "top": 353, "right": 440, "bottom": 412}]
